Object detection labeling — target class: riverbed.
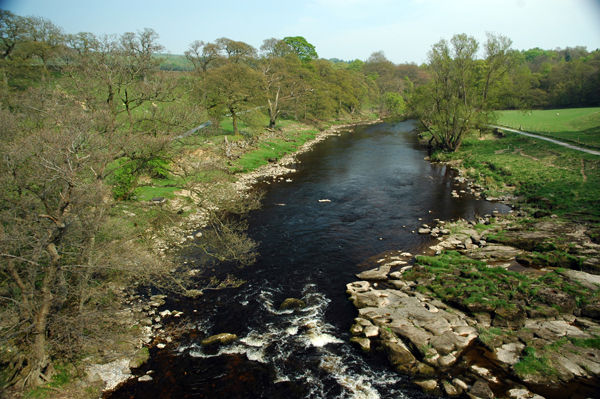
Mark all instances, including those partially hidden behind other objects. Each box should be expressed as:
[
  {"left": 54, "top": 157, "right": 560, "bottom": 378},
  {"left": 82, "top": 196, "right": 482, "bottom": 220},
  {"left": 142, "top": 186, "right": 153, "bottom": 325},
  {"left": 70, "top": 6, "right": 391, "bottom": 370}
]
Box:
[{"left": 107, "top": 120, "right": 509, "bottom": 398}]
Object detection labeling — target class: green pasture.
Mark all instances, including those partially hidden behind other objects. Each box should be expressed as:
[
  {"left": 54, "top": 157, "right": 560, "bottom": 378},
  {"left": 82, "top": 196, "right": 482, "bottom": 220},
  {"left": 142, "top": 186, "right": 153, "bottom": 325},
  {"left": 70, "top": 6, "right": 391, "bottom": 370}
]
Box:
[{"left": 495, "top": 108, "right": 600, "bottom": 149}]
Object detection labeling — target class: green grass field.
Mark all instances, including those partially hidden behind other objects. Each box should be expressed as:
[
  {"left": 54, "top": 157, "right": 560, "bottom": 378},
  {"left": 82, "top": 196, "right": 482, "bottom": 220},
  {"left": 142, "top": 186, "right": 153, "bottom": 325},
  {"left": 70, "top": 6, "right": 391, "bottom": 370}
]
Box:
[
  {"left": 495, "top": 108, "right": 600, "bottom": 149},
  {"left": 434, "top": 130, "right": 600, "bottom": 220}
]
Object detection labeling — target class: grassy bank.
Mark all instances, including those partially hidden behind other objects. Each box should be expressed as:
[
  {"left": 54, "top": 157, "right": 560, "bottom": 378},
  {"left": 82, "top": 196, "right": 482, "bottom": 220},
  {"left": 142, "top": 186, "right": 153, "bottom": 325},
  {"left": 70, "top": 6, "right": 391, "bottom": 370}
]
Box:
[
  {"left": 495, "top": 107, "right": 600, "bottom": 149},
  {"left": 432, "top": 128, "right": 600, "bottom": 221}
]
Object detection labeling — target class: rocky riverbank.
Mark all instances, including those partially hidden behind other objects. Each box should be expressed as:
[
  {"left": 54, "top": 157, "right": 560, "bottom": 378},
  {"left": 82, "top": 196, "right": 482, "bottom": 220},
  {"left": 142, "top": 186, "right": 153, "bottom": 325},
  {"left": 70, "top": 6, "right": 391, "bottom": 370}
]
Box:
[{"left": 347, "top": 211, "right": 600, "bottom": 398}]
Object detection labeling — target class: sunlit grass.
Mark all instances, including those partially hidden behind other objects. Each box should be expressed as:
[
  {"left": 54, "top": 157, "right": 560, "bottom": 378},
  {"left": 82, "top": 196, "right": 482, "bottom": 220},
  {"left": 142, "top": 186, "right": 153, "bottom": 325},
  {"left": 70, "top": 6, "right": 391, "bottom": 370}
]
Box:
[
  {"left": 495, "top": 108, "right": 600, "bottom": 149},
  {"left": 434, "top": 130, "right": 600, "bottom": 220}
]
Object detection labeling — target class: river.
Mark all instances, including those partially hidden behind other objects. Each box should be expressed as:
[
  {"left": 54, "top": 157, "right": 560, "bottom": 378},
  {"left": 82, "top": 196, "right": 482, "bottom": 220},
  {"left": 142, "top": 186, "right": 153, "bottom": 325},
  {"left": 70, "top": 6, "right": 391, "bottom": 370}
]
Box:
[{"left": 107, "top": 120, "right": 510, "bottom": 399}]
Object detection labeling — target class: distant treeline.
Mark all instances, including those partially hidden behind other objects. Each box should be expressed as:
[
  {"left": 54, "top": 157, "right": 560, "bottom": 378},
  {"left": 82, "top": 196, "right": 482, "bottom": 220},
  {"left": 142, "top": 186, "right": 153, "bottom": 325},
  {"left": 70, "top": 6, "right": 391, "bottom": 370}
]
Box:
[{"left": 158, "top": 47, "right": 600, "bottom": 110}]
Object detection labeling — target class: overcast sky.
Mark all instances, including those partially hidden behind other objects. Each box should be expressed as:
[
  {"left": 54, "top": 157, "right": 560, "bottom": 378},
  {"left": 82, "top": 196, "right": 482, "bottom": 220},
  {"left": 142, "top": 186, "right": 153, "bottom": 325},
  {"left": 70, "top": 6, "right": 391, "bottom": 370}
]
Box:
[{"left": 2, "top": 0, "right": 600, "bottom": 64}]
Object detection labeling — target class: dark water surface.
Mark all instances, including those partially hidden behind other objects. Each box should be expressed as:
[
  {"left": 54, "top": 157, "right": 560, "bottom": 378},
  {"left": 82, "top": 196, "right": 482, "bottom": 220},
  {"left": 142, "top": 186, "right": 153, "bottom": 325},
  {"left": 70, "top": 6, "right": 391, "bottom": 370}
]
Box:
[{"left": 108, "top": 121, "right": 509, "bottom": 399}]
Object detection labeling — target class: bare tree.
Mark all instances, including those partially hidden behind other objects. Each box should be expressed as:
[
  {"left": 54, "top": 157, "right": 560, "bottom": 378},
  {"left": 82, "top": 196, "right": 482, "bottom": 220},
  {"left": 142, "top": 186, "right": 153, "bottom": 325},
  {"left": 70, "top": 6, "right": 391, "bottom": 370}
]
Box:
[{"left": 185, "top": 40, "right": 221, "bottom": 73}]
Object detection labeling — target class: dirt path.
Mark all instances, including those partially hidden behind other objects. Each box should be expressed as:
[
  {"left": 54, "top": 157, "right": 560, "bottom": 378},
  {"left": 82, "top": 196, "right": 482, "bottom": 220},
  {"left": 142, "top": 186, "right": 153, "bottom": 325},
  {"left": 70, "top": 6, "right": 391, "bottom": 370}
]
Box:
[{"left": 489, "top": 124, "right": 600, "bottom": 156}]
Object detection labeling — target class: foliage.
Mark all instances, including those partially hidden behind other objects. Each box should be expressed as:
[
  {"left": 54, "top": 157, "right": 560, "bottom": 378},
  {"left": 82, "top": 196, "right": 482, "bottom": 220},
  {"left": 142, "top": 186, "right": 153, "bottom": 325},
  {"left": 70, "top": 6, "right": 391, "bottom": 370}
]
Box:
[
  {"left": 2, "top": 6, "right": 598, "bottom": 395},
  {"left": 499, "top": 47, "right": 600, "bottom": 109},
  {"left": 411, "top": 33, "right": 514, "bottom": 151},
  {"left": 204, "top": 63, "right": 264, "bottom": 135},
  {"left": 282, "top": 36, "right": 318, "bottom": 62},
  {"left": 383, "top": 91, "right": 407, "bottom": 116}
]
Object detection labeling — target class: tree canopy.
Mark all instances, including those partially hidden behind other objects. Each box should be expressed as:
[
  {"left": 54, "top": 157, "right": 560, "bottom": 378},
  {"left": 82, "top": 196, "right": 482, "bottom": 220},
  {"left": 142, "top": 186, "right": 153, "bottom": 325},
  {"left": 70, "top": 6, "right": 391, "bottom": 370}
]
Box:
[{"left": 283, "top": 36, "right": 318, "bottom": 62}]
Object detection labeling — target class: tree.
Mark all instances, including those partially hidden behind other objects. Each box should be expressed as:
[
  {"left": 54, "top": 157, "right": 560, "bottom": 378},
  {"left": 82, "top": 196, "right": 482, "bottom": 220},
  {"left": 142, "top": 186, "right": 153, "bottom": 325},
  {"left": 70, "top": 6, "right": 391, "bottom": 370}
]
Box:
[
  {"left": 412, "top": 34, "right": 480, "bottom": 151},
  {"left": 481, "top": 33, "right": 514, "bottom": 106},
  {"left": 363, "top": 51, "right": 417, "bottom": 113},
  {"left": 260, "top": 37, "right": 292, "bottom": 58},
  {"left": 204, "top": 63, "right": 263, "bottom": 135},
  {"left": 0, "top": 10, "right": 26, "bottom": 59},
  {"left": 259, "top": 42, "right": 312, "bottom": 128},
  {"left": 185, "top": 40, "right": 221, "bottom": 73},
  {"left": 215, "top": 37, "right": 257, "bottom": 64},
  {"left": 0, "top": 86, "right": 174, "bottom": 389},
  {"left": 412, "top": 33, "right": 514, "bottom": 151},
  {"left": 283, "top": 36, "right": 318, "bottom": 62},
  {"left": 383, "top": 91, "right": 406, "bottom": 116},
  {"left": 63, "top": 29, "right": 175, "bottom": 134}
]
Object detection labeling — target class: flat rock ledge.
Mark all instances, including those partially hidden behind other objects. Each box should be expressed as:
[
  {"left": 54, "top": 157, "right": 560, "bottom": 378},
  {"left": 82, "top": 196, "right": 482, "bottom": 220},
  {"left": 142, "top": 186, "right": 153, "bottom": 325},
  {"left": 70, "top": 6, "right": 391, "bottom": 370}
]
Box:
[
  {"left": 347, "top": 278, "right": 600, "bottom": 398},
  {"left": 347, "top": 216, "right": 600, "bottom": 398}
]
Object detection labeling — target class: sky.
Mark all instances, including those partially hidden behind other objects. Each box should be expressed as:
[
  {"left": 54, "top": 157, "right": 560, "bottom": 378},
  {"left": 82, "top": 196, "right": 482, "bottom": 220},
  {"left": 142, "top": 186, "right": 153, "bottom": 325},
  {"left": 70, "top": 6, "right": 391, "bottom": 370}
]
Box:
[{"left": 2, "top": 0, "right": 600, "bottom": 64}]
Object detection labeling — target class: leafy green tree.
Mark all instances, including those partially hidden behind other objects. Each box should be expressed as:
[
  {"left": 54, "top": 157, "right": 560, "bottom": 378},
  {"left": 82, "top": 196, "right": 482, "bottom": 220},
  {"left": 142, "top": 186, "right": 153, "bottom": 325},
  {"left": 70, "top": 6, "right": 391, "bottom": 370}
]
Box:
[
  {"left": 383, "top": 91, "right": 406, "bottom": 116},
  {"left": 260, "top": 54, "right": 310, "bottom": 128},
  {"left": 283, "top": 36, "right": 318, "bottom": 62},
  {"left": 412, "top": 33, "right": 519, "bottom": 151},
  {"left": 215, "top": 37, "right": 257, "bottom": 64},
  {"left": 481, "top": 33, "right": 514, "bottom": 106},
  {"left": 412, "top": 34, "right": 481, "bottom": 151},
  {"left": 204, "top": 63, "right": 263, "bottom": 135},
  {"left": 0, "top": 10, "right": 26, "bottom": 59}
]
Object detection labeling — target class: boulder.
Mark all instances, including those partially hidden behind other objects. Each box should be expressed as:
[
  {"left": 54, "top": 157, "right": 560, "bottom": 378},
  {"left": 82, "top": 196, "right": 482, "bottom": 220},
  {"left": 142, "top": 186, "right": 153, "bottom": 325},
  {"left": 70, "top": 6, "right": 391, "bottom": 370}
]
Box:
[
  {"left": 389, "top": 271, "right": 403, "bottom": 280},
  {"left": 350, "top": 290, "right": 390, "bottom": 308},
  {"left": 495, "top": 342, "right": 524, "bottom": 365},
  {"left": 507, "top": 388, "right": 545, "bottom": 399},
  {"left": 356, "top": 264, "right": 391, "bottom": 280},
  {"left": 364, "top": 325, "right": 379, "bottom": 338},
  {"left": 582, "top": 301, "right": 600, "bottom": 319},
  {"left": 354, "top": 317, "right": 372, "bottom": 327},
  {"left": 560, "top": 269, "right": 600, "bottom": 291},
  {"left": 201, "top": 333, "right": 238, "bottom": 347},
  {"left": 350, "top": 323, "right": 363, "bottom": 335},
  {"left": 537, "top": 288, "right": 576, "bottom": 314},
  {"left": 128, "top": 347, "right": 149, "bottom": 369},
  {"left": 346, "top": 281, "right": 370, "bottom": 295},
  {"left": 470, "top": 365, "right": 499, "bottom": 384},
  {"left": 493, "top": 306, "right": 526, "bottom": 329},
  {"left": 279, "top": 298, "right": 306, "bottom": 310},
  {"left": 430, "top": 333, "right": 456, "bottom": 355},
  {"left": 466, "top": 245, "right": 522, "bottom": 261},
  {"left": 382, "top": 339, "right": 417, "bottom": 373},
  {"left": 414, "top": 379, "right": 438, "bottom": 394},
  {"left": 526, "top": 305, "right": 559, "bottom": 319},
  {"left": 452, "top": 378, "right": 468, "bottom": 392},
  {"left": 350, "top": 336, "right": 371, "bottom": 352},
  {"left": 442, "top": 379, "right": 460, "bottom": 396},
  {"left": 469, "top": 380, "right": 494, "bottom": 399}
]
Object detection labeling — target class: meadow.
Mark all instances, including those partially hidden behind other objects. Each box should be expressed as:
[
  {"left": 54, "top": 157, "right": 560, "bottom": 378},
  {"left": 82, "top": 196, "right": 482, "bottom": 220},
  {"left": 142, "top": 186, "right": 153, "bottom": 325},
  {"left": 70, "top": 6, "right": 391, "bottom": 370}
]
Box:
[{"left": 495, "top": 108, "right": 600, "bottom": 149}]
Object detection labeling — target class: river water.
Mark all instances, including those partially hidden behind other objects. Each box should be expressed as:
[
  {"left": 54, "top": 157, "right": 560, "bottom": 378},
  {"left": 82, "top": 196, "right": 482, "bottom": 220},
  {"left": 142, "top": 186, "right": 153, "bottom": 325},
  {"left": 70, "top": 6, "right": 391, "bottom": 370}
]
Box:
[{"left": 108, "top": 120, "right": 509, "bottom": 399}]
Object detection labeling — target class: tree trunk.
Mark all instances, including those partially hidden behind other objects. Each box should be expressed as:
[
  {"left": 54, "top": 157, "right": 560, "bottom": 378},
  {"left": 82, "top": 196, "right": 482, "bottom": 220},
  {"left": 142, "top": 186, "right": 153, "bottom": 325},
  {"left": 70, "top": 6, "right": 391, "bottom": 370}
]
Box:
[
  {"left": 267, "top": 87, "right": 280, "bottom": 129},
  {"left": 124, "top": 89, "right": 133, "bottom": 133},
  {"left": 231, "top": 107, "right": 239, "bottom": 135},
  {"left": 24, "top": 243, "right": 59, "bottom": 388}
]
